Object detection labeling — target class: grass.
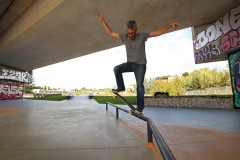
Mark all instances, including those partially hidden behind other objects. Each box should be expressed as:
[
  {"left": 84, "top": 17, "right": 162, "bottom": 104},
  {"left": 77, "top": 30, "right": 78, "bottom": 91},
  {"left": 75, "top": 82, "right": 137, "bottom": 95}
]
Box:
[
  {"left": 93, "top": 95, "right": 136, "bottom": 105},
  {"left": 26, "top": 95, "right": 67, "bottom": 101}
]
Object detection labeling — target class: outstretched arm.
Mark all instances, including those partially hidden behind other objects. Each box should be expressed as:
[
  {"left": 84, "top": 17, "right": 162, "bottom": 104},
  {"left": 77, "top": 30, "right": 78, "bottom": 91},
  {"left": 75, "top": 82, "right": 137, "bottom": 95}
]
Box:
[
  {"left": 149, "top": 22, "right": 179, "bottom": 37},
  {"left": 97, "top": 11, "right": 120, "bottom": 39}
]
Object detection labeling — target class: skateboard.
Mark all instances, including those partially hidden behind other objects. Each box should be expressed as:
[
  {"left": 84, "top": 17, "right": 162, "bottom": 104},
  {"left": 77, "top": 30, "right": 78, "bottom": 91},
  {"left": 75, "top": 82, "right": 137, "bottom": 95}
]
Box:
[{"left": 112, "top": 91, "right": 138, "bottom": 114}]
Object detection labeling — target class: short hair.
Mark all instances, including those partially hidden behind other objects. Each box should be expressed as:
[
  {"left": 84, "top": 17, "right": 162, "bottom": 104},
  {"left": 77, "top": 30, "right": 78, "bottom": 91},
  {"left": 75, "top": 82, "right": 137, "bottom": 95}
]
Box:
[{"left": 126, "top": 20, "right": 137, "bottom": 30}]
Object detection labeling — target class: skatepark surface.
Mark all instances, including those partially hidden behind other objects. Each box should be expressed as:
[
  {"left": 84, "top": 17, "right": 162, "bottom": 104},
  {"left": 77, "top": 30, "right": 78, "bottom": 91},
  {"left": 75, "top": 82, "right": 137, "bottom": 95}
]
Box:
[{"left": 0, "top": 95, "right": 240, "bottom": 160}]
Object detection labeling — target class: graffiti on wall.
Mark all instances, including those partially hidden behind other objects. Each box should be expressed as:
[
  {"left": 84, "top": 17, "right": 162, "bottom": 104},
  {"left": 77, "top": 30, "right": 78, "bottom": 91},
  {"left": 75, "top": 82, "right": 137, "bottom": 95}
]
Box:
[
  {"left": 0, "top": 81, "right": 24, "bottom": 100},
  {"left": 229, "top": 52, "right": 240, "bottom": 108},
  {"left": 0, "top": 67, "right": 32, "bottom": 83},
  {"left": 193, "top": 5, "right": 240, "bottom": 64}
]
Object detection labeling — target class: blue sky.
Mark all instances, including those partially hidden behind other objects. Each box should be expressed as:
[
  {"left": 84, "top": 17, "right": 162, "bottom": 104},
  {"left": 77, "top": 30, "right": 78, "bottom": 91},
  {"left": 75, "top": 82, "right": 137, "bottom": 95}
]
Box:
[{"left": 33, "top": 27, "right": 228, "bottom": 90}]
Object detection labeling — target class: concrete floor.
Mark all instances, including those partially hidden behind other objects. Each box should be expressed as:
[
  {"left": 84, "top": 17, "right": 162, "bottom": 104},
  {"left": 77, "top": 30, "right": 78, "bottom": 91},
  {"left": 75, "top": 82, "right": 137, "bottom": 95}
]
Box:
[
  {"left": 1, "top": 96, "right": 240, "bottom": 160},
  {"left": 0, "top": 96, "right": 154, "bottom": 160}
]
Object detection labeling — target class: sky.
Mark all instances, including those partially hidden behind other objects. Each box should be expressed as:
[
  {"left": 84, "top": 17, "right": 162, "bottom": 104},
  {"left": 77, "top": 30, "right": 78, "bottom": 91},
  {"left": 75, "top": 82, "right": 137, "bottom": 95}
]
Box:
[{"left": 33, "top": 27, "right": 228, "bottom": 90}]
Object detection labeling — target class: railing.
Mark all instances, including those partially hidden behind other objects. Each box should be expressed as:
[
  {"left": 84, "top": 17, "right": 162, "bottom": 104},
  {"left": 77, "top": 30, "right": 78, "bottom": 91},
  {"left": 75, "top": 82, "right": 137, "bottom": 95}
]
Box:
[{"left": 106, "top": 102, "right": 176, "bottom": 160}]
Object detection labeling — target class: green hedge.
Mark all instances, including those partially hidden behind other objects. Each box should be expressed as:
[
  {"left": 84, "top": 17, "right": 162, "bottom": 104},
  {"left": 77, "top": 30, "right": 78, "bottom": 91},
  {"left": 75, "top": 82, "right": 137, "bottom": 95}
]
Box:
[
  {"left": 26, "top": 95, "right": 67, "bottom": 101},
  {"left": 93, "top": 96, "right": 136, "bottom": 105}
]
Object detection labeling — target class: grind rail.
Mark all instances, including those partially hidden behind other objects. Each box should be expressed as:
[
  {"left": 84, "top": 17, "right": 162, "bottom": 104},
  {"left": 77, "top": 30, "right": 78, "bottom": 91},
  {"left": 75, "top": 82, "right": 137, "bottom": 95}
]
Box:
[{"left": 106, "top": 102, "right": 176, "bottom": 160}]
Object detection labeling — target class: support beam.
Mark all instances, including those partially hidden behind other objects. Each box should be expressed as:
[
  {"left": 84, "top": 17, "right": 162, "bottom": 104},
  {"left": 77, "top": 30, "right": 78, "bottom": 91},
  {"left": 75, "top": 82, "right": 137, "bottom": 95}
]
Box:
[{"left": 0, "top": 0, "right": 64, "bottom": 48}]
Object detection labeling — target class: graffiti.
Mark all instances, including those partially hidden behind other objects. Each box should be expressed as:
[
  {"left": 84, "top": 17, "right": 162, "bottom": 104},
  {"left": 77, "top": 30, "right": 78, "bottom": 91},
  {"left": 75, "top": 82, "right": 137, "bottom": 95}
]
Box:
[
  {"left": 0, "top": 82, "right": 24, "bottom": 100},
  {"left": 194, "top": 43, "right": 220, "bottom": 63},
  {"left": 0, "top": 67, "right": 32, "bottom": 83},
  {"left": 233, "top": 57, "right": 240, "bottom": 93},
  {"left": 219, "top": 27, "right": 240, "bottom": 51},
  {"left": 229, "top": 52, "right": 240, "bottom": 108},
  {"left": 194, "top": 5, "right": 240, "bottom": 50}
]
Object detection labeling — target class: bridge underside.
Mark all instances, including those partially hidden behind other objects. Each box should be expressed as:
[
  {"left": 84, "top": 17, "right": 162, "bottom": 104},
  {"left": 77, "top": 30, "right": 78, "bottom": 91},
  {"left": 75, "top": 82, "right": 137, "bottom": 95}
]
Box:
[{"left": 0, "top": 0, "right": 239, "bottom": 71}]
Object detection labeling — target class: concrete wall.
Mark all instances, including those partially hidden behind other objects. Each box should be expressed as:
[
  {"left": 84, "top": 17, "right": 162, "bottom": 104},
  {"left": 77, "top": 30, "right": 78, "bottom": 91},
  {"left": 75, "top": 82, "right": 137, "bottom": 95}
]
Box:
[{"left": 144, "top": 96, "right": 234, "bottom": 109}]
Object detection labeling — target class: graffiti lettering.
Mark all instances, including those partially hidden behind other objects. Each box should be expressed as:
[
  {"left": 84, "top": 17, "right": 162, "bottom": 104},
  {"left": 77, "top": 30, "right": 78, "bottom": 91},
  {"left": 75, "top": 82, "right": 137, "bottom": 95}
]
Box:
[
  {"left": 219, "top": 27, "right": 240, "bottom": 51},
  {"left": 195, "top": 43, "right": 220, "bottom": 63},
  {"left": 0, "top": 67, "right": 32, "bottom": 83},
  {"left": 194, "top": 5, "right": 240, "bottom": 50},
  {"left": 0, "top": 82, "right": 23, "bottom": 100}
]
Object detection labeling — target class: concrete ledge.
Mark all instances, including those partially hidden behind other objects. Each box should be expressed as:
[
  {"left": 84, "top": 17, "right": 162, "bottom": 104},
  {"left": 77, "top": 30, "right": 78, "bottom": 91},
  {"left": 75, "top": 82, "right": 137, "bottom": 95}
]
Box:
[{"left": 144, "top": 96, "right": 234, "bottom": 109}]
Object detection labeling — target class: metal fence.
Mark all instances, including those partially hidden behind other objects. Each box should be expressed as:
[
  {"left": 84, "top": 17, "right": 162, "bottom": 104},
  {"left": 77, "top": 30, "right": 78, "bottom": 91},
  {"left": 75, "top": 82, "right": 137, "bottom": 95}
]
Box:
[{"left": 106, "top": 102, "right": 175, "bottom": 160}]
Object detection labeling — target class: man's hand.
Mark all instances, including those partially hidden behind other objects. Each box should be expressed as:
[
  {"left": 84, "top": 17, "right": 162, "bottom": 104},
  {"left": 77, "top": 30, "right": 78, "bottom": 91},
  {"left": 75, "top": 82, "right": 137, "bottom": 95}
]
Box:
[
  {"left": 169, "top": 22, "right": 179, "bottom": 28},
  {"left": 97, "top": 11, "right": 120, "bottom": 39},
  {"left": 98, "top": 11, "right": 104, "bottom": 22},
  {"left": 149, "top": 22, "right": 179, "bottom": 37}
]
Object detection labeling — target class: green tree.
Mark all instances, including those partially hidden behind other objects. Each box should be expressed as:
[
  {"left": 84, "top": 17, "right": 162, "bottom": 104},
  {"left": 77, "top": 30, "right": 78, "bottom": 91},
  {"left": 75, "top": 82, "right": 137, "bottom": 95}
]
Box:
[
  {"left": 24, "top": 83, "right": 34, "bottom": 93},
  {"left": 168, "top": 77, "right": 184, "bottom": 95},
  {"left": 155, "top": 76, "right": 169, "bottom": 80},
  {"left": 144, "top": 78, "right": 153, "bottom": 95},
  {"left": 144, "top": 67, "right": 231, "bottom": 96},
  {"left": 44, "top": 85, "right": 47, "bottom": 91},
  {"left": 181, "top": 68, "right": 231, "bottom": 91},
  {"left": 149, "top": 77, "right": 183, "bottom": 96},
  {"left": 219, "top": 69, "right": 230, "bottom": 86},
  {"left": 182, "top": 72, "right": 189, "bottom": 77}
]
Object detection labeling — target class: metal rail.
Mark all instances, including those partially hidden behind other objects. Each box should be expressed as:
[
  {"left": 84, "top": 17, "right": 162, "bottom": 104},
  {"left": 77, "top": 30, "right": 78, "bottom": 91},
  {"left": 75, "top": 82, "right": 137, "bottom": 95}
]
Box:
[{"left": 106, "top": 102, "right": 176, "bottom": 160}]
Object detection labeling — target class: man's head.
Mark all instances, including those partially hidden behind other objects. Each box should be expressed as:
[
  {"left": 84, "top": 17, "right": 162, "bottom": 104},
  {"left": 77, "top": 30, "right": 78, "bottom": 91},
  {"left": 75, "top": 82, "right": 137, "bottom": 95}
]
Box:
[{"left": 126, "top": 20, "right": 137, "bottom": 40}]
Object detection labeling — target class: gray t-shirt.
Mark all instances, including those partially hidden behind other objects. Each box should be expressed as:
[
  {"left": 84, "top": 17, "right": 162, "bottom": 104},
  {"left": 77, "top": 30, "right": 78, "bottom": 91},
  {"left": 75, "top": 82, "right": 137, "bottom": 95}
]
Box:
[{"left": 119, "top": 32, "right": 149, "bottom": 64}]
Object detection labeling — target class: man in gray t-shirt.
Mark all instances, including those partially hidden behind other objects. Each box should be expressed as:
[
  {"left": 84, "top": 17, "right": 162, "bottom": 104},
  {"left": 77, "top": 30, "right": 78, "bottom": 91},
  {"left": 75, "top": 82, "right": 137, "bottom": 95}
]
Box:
[
  {"left": 98, "top": 12, "right": 178, "bottom": 114},
  {"left": 119, "top": 32, "right": 149, "bottom": 64}
]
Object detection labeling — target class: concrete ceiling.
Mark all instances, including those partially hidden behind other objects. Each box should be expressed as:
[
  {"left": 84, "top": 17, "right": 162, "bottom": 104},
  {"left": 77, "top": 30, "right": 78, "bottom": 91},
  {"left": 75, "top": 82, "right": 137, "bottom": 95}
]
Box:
[{"left": 0, "top": 0, "right": 239, "bottom": 72}]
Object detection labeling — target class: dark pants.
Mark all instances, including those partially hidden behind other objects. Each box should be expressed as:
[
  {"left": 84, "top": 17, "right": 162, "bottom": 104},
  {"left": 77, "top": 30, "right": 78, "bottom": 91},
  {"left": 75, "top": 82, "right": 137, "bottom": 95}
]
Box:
[{"left": 113, "top": 62, "right": 146, "bottom": 111}]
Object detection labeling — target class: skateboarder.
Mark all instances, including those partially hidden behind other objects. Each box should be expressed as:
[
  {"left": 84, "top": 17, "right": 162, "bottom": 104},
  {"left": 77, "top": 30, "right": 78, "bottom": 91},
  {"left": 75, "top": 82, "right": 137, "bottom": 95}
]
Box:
[{"left": 98, "top": 11, "right": 179, "bottom": 114}]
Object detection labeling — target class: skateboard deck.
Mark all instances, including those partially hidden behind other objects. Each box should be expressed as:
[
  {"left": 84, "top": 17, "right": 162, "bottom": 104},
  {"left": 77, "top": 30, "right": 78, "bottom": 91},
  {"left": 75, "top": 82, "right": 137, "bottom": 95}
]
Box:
[{"left": 113, "top": 92, "right": 136, "bottom": 111}]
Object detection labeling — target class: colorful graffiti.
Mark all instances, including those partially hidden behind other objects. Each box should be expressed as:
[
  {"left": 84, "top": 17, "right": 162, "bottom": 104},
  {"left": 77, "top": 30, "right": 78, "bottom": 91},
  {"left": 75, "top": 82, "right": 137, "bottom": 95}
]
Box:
[
  {"left": 229, "top": 52, "right": 240, "bottom": 108},
  {"left": 219, "top": 27, "right": 240, "bottom": 52},
  {"left": 194, "top": 5, "right": 240, "bottom": 64},
  {"left": 0, "top": 81, "right": 24, "bottom": 100},
  {"left": 194, "top": 43, "right": 220, "bottom": 63}
]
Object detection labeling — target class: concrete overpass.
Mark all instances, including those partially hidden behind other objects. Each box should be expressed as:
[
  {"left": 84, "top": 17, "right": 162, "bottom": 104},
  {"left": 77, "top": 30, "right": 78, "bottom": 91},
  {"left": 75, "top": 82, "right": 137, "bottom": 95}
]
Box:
[{"left": 0, "top": 0, "right": 239, "bottom": 72}]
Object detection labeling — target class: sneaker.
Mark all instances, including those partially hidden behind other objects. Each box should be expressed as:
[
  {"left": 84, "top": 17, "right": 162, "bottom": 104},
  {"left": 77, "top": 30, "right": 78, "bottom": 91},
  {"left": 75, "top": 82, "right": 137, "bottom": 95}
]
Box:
[
  {"left": 112, "top": 88, "right": 125, "bottom": 93},
  {"left": 136, "top": 107, "right": 143, "bottom": 113},
  {"left": 131, "top": 109, "right": 143, "bottom": 115}
]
